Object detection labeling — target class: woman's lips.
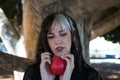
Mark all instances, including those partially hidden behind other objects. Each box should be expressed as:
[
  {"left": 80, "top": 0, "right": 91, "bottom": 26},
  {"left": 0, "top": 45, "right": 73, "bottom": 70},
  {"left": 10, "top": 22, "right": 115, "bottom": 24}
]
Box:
[{"left": 55, "top": 47, "right": 64, "bottom": 52}]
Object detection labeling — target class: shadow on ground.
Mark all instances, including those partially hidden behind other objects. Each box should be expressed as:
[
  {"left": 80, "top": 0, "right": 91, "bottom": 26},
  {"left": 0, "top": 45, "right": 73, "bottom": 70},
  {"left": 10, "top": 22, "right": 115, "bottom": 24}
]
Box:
[
  {"left": 91, "top": 63, "right": 120, "bottom": 80},
  {"left": 0, "top": 68, "right": 13, "bottom": 80}
]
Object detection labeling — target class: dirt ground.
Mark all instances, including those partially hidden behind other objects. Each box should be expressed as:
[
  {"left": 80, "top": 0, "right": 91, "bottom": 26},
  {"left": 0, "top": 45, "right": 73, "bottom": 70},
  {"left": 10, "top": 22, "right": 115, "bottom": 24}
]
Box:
[
  {"left": 91, "top": 63, "right": 120, "bottom": 80},
  {"left": 0, "top": 68, "right": 13, "bottom": 80},
  {"left": 0, "top": 63, "right": 120, "bottom": 80}
]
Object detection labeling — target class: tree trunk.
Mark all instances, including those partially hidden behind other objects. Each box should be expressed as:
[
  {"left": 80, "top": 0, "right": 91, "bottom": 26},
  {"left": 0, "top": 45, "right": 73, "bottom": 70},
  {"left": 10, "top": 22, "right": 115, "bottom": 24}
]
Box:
[
  {"left": 0, "top": 9, "right": 20, "bottom": 54},
  {"left": 91, "top": 10, "right": 120, "bottom": 40},
  {"left": 77, "top": 15, "right": 92, "bottom": 64},
  {"left": 23, "top": 0, "right": 40, "bottom": 59}
]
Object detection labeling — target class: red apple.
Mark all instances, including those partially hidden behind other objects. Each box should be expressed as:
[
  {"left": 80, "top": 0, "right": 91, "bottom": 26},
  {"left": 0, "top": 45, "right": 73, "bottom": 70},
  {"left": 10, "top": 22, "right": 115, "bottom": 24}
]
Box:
[{"left": 50, "top": 56, "right": 67, "bottom": 75}]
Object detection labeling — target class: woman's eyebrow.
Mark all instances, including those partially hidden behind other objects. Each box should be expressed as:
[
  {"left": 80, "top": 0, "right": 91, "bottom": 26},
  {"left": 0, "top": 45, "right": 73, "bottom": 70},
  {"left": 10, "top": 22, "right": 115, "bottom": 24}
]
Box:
[{"left": 59, "top": 29, "right": 67, "bottom": 33}]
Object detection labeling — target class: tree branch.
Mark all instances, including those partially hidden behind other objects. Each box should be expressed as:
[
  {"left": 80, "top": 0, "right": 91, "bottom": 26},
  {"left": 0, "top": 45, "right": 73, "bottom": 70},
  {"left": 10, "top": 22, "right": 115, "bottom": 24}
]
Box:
[
  {"left": 0, "top": 52, "right": 35, "bottom": 72},
  {"left": 91, "top": 10, "right": 120, "bottom": 40}
]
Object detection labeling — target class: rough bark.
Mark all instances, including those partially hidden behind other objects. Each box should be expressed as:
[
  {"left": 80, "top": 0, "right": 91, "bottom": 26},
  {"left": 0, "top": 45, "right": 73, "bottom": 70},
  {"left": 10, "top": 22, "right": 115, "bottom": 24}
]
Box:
[
  {"left": 77, "top": 15, "right": 92, "bottom": 64},
  {"left": 1, "top": 0, "right": 120, "bottom": 20},
  {"left": 0, "top": 10, "right": 20, "bottom": 54},
  {"left": 23, "top": 0, "right": 39, "bottom": 59},
  {"left": 91, "top": 10, "right": 120, "bottom": 40},
  {"left": 60, "top": 0, "right": 120, "bottom": 21},
  {"left": 0, "top": 52, "right": 34, "bottom": 72}
]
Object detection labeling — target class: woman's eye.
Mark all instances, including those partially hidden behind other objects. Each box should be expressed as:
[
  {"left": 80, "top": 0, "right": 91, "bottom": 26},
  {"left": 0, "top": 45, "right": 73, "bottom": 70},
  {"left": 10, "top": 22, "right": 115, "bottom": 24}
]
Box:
[
  {"left": 60, "top": 33, "right": 67, "bottom": 36},
  {"left": 47, "top": 35, "right": 54, "bottom": 39}
]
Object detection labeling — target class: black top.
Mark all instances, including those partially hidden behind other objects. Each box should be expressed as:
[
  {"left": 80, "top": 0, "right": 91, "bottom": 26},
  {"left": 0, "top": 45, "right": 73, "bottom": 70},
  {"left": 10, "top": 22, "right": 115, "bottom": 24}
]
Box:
[{"left": 23, "top": 62, "right": 103, "bottom": 80}]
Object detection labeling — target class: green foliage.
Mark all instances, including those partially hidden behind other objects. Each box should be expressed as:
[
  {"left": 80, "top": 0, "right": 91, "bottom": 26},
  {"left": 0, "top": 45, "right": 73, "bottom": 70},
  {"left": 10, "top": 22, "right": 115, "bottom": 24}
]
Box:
[
  {"left": 0, "top": 0, "right": 5, "bottom": 6},
  {"left": 0, "top": 0, "right": 4, "bottom": 3},
  {"left": 103, "top": 26, "right": 120, "bottom": 43}
]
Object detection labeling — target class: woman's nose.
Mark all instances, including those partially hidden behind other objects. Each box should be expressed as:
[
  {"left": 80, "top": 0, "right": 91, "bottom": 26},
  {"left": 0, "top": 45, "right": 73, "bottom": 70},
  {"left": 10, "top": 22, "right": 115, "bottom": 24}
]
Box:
[{"left": 55, "top": 36, "right": 62, "bottom": 44}]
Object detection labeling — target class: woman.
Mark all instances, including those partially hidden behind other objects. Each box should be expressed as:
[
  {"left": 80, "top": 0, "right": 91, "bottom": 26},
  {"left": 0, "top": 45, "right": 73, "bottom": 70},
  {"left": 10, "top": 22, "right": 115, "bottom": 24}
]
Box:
[{"left": 23, "top": 12, "right": 103, "bottom": 80}]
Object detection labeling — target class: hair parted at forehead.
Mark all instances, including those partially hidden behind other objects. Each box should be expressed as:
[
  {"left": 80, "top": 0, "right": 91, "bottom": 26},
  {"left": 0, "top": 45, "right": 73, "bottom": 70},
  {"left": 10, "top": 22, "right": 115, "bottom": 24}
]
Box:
[{"left": 52, "top": 13, "right": 76, "bottom": 32}]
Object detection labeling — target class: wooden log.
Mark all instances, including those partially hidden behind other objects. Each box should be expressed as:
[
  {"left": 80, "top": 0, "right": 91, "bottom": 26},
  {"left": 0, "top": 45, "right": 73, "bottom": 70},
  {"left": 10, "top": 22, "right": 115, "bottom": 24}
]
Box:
[{"left": 0, "top": 52, "right": 35, "bottom": 72}]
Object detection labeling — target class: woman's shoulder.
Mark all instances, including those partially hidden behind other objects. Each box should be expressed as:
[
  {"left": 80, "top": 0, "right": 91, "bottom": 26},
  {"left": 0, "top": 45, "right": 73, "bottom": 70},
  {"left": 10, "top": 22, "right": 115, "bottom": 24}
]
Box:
[
  {"left": 23, "top": 62, "right": 40, "bottom": 80},
  {"left": 27, "top": 62, "right": 39, "bottom": 69},
  {"left": 25, "top": 62, "right": 39, "bottom": 73},
  {"left": 82, "top": 63, "right": 103, "bottom": 80},
  {"left": 83, "top": 63, "right": 98, "bottom": 73}
]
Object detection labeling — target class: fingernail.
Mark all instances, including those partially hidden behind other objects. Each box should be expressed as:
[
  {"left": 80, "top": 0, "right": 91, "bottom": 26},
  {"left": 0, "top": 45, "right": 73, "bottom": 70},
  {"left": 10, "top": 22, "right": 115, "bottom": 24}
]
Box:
[
  {"left": 49, "top": 61, "right": 51, "bottom": 64},
  {"left": 60, "top": 55, "right": 64, "bottom": 59}
]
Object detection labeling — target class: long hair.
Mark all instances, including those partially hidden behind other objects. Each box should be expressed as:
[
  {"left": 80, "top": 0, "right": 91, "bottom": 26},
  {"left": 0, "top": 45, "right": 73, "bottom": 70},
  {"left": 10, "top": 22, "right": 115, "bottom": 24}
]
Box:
[{"left": 35, "top": 12, "right": 86, "bottom": 79}]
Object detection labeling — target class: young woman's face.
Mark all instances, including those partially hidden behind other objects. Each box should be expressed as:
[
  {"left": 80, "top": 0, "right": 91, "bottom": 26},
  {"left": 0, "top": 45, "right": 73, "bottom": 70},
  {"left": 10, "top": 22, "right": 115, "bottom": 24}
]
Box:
[{"left": 47, "top": 23, "right": 72, "bottom": 56}]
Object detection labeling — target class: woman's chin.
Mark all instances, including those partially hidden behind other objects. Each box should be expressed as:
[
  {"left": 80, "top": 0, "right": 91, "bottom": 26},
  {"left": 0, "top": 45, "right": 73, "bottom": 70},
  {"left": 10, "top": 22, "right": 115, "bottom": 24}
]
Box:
[
  {"left": 55, "top": 53, "right": 64, "bottom": 57},
  {"left": 54, "top": 53, "right": 65, "bottom": 57}
]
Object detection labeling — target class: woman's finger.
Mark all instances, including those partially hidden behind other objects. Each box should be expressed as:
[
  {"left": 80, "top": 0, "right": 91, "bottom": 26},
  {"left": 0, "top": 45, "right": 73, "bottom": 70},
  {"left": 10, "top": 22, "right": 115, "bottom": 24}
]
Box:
[
  {"left": 64, "top": 54, "right": 74, "bottom": 65},
  {"left": 41, "top": 52, "right": 52, "bottom": 65},
  {"left": 41, "top": 54, "right": 50, "bottom": 60},
  {"left": 42, "top": 59, "right": 51, "bottom": 64},
  {"left": 41, "top": 52, "right": 51, "bottom": 57},
  {"left": 41, "top": 52, "right": 51, "bottom": 60}
]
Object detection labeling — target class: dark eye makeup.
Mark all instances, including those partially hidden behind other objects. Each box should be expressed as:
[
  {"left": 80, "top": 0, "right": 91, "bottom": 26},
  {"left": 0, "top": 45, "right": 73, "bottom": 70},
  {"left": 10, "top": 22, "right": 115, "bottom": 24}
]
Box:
[
  {"left": 47, "top": 30, "right": 68, "bottom": 39},
  {"left": 60, "top": 32, "right": 67, "bottom": 36},
  {"left": 47, "top": 33, "right": 54, "bottom": 39}
]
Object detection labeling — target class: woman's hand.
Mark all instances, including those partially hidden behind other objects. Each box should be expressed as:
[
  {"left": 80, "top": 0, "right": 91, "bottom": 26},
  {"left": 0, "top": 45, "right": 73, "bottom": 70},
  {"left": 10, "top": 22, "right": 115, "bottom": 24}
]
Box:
[
  {"left": 40, "top": 52, "right": 55, "bottom": 80},
  {"left": 60, "top": 54, "right": 75, "bottom": 80}
]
